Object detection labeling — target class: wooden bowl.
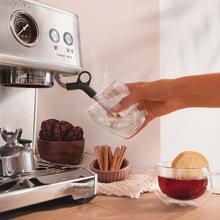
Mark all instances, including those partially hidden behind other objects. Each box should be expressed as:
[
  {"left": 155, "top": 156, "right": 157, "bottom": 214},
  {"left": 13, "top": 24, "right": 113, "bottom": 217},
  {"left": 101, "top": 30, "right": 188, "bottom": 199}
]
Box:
[
  {"left": 89, "top": 159, "right": 130, "bottom": 183},
  {"left": 37, "top": 138, "right": 84, "bottom": 165}
]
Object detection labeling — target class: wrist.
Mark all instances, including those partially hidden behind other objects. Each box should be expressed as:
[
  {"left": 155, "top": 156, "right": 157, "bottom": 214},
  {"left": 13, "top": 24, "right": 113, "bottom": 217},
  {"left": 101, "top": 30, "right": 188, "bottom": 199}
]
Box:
[{"left": 168, "top": 77, "right": 190, "bottom": 109}]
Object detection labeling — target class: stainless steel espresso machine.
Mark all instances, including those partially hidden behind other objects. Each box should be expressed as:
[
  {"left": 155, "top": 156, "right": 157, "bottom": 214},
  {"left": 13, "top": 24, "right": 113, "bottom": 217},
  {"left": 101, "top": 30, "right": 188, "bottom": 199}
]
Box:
[{"left": 0, "top": 0, "right": 97, "bottom": 213}]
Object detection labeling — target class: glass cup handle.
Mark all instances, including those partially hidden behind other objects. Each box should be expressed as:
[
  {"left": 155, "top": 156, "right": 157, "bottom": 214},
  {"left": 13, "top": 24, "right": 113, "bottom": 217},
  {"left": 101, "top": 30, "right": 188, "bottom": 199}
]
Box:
[{"left": 208, "top": 171, "right": 220, "bottom": 194}]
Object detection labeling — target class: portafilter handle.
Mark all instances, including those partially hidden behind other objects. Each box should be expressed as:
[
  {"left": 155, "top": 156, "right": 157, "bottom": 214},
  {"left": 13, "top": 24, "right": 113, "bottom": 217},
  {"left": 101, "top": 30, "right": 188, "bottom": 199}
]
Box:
[{"left": 0, "top": 128, "right": 22, "bottom": 145}]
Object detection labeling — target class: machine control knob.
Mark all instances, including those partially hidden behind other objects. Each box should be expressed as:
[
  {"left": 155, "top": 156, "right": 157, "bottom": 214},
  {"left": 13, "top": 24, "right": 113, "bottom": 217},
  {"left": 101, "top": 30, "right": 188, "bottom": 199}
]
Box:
[
  {"left": 49, "top": 28, "right": 60, "bottom": 43},
  {"left": 63, "top": 32, "right": 73, "bottom": 46}
]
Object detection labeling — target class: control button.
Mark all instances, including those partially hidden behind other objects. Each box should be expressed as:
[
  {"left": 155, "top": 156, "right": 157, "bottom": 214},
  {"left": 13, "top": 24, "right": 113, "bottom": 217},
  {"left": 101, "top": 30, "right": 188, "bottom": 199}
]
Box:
[
  {"left": 63, "top": 32, "right": 73, "bottom": 46},
  {"left": 66, "top": 48, "right": 70, "bottom": 53},
  {"left": 49, "top": 28, "right": 60, "bottom": 43},
  {"left": 54, "top": 45, "right": 58, "bottom": 50},
  {"left": 71, "top": 49, "right": 74, "bottom": 53}
]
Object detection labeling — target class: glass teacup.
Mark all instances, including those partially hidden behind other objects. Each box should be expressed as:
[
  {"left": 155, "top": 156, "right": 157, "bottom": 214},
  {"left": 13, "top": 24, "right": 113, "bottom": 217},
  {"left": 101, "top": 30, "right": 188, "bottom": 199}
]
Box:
[
  {"left": 154, "top": 162, "right": 213, "bottom": 207},
  {"left": 88, "top": 81, "right": 147, "bottom": 139}
]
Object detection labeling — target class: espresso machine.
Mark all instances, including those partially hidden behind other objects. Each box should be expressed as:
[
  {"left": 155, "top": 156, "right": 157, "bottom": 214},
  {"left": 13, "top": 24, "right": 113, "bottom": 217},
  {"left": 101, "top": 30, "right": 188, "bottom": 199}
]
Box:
[{"left": 0, "top": 0, "right": 97, "bottom": 213}]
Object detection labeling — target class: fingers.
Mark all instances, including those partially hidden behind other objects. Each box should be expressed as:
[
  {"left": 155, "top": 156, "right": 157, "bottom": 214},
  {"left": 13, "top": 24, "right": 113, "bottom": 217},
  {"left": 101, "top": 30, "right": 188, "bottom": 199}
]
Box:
[
  {"left": 113, "top": 93, "right": 134, "bottom": 112},
  {"left": 102, "top": 82, "right": 145, "bottom": 100},
  {"left": 127, "top": 80, "right": 170, "bottom": 102},
  {"left": 113, "top": 87, "right": 148, "bottom": 112},
  {"left": 125, "top": 82, "right": 146, "bottom": 91}
]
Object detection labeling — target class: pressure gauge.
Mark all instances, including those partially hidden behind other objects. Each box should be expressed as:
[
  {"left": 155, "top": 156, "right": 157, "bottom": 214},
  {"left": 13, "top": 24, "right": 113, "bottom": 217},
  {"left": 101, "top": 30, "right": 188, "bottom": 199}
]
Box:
[{"left": 10, "top": 11, "right": 39, "bottom": 47}]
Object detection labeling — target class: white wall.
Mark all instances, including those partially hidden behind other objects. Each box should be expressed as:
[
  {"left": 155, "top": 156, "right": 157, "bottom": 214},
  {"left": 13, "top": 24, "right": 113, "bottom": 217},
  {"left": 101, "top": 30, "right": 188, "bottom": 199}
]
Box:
[
  {"left": 0, "top": 87, "right": 36, "bottom": 146},
  {"left": 160, "top": 0, "right": 220, "bottom": 171},
  {"left": 36, "top": 0, "right": 160, "bottom": 169}
]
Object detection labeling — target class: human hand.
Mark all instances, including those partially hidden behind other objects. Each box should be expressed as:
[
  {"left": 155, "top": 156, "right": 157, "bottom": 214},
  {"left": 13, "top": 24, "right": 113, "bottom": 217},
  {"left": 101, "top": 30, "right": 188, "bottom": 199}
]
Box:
[{"left": 113, "top": 79, "right": 184, "bottom": 136}]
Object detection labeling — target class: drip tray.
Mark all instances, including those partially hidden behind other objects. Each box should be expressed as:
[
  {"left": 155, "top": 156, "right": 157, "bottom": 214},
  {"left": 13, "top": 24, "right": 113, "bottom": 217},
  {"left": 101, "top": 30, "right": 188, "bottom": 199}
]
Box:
[{"left": 0, "top": 161, "right": 97, "bottom": 213}]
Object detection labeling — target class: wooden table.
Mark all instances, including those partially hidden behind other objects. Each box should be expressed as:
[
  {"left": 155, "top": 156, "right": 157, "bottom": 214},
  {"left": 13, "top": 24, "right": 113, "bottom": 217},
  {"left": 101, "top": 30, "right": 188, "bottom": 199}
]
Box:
[{"left": 0, "top": 193, "right": 219, "bottom": 220}]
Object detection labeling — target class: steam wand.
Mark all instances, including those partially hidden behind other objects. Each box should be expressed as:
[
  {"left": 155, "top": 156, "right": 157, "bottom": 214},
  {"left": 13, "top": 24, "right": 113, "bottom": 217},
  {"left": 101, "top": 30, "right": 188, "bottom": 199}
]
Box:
[{"left": 54, "top": 71, "right": 120, "bottom": 118}]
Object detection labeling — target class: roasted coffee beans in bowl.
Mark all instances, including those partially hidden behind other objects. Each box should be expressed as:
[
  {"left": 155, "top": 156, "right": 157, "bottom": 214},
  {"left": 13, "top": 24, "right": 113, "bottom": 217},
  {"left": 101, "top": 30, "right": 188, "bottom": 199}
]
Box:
[{"left": 37, "top": 119, "right": 84, "bottom": 165}]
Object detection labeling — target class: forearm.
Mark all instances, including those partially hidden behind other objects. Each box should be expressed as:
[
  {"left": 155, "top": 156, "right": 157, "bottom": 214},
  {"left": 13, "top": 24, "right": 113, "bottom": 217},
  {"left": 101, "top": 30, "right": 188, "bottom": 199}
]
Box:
[{"left": 171, "top": 73, "right": 220, "bottom": 108}]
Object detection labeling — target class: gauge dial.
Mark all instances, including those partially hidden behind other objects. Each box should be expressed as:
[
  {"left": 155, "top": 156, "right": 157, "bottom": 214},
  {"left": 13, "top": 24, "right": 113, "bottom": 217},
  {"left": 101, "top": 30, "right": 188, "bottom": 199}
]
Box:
[{"left": 10, "top": 11, "right": 39, "bottom": 47}]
